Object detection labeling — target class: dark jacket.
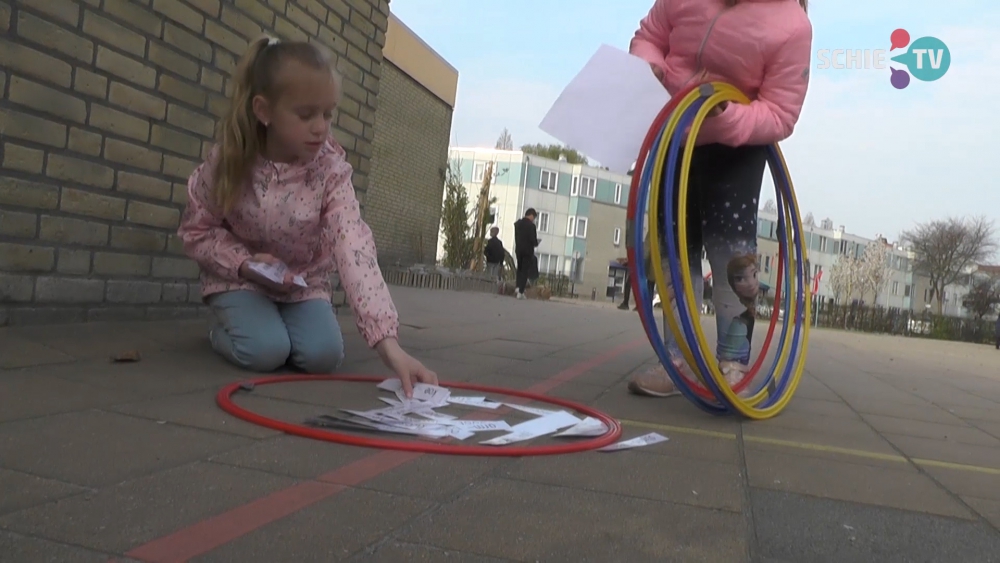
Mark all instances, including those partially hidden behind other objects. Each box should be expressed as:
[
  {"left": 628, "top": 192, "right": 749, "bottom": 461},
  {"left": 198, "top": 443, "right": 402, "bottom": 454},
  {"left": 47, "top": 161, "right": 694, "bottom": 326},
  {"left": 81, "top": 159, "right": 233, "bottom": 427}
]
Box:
[
  {"left": 513, "top": 217, "right": 539, "bottom": 257},
  {"left": 484, "top": 236, "right": 505, "bottom": 264}
]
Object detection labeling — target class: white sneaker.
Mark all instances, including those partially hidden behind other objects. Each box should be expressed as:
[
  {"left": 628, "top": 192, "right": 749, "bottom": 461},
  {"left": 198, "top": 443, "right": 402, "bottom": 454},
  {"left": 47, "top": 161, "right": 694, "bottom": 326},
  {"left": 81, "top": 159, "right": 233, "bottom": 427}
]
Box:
[
  {"left": 720, "top": 361, "right": 754, "bottom": 398},
  {"left": 516, "top": 291, "right": 526, "bottom": 300}
]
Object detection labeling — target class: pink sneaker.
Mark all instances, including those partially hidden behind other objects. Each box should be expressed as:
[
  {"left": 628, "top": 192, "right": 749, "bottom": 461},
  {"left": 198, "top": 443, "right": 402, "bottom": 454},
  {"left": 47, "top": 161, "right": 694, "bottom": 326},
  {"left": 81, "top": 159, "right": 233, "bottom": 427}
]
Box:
[{"left": 627, "top": 360, "right": 687, "bottom": 398}]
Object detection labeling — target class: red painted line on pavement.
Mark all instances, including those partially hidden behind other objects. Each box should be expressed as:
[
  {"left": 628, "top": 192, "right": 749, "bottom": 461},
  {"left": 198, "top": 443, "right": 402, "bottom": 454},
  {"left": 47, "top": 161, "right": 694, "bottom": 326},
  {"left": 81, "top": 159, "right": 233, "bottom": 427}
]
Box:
[{"left": 122, "top": 338, "right": 645, "bottom": 563}]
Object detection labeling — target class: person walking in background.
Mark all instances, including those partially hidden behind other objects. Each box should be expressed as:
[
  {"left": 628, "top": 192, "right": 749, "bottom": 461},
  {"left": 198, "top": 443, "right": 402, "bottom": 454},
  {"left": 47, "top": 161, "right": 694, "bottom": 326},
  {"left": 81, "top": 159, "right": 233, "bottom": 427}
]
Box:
[
  {"left": 513, "top": 209, "right": 541, "bottom": 299},
  {"left": 484, "top": 226, "right": 506, "bottom": 280},
  {"left": 616, "top": 256, "right": 655, "bottom": 311},
  {"left": 995, "top": 315, "right": 999, "bottom": 349}
]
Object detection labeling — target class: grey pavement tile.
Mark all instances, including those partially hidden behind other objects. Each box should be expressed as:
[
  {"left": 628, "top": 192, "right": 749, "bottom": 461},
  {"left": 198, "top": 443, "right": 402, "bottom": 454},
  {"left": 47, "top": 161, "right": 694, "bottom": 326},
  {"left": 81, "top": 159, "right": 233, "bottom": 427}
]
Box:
[
  {"left": 0, "top": 331, "right": 75, "bottom": 370},
  {"left": 107, "top": 390, "right": 283, "bottom": 439},
  {"left": 882, "top": 433, "right": 1000, "bottom": 468},
  {"left": 35, "top": 350, "right": 244, "bottom": 398},
  {"left": 0, "top": 372, "right": 144, "bottom": 423},
  {"left": 962, "top": 496, "right": 1000, "bottom": 530},
  {"left": 743, "top": 420, "right": 902, "bottom": 455},
  {"left": 921, "top": 466, "right": 1000, "bottom": 503},
  {"left": 627, "top": 426, "right": 740, "bottom": 464},
  {"left": 193, "top": 487, "right": 433, "bottom": 563},
  {"left": 0, "top": 410, "right": 251, "bottom": 488},
  {"left": 0, "top": 531, "right": 110, "bottom": 563},
  {"left": 354, "top": 541, "right": 513, "bottom": 562},
  {"left": 846, "top": 398, "right": 968, "bottom": 425},
  {"left": 499, "top": 449, "right": 743, "bottom": 512},
  {"left": 947, "top": 404, "right": 1000, "bottom": 424},
  {"left": 779, "top": 396, "right": 859, "bottom": 418},
  {"left": 744, "top": 448, "right": 974, "bottom": 519},
  {"left": 445, "top": 339, "right": 563, "bottom": 362},
  {"left": 359, "top": 454, "right": 510, "bottom": 502},
  {"left": 750, "top": 411, "right": 871, "bottom": 435},
  {"left": 862, "top": 413, "right": 1000, "bottom": 447},
  {"left": 208, "top": 435, "right": 381, "bottom": 480},
  {"left": 0, "top": 469, "right": 88, "bottom": 517},
  {"left": 398, "top": 478, "right": 748, "bottom": 562},
  {"left": 10, "top": 322, "right": 165, "bottom": 362},
  {"left": 0, "top": 462, "right": 299, "bottom": 555},
  {"left": 752, "top": 488, "right": 1000, "bottom": 563},
  {"left": 591, "top": 385, "right": 743, "bottom": 434}
]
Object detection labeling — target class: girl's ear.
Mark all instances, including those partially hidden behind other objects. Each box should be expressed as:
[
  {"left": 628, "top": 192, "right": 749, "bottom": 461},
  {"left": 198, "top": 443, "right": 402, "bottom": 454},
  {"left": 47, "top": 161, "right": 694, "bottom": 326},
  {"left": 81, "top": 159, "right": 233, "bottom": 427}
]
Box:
[{"left": 251, "top": 94, "right": 272, "bottom": 127}]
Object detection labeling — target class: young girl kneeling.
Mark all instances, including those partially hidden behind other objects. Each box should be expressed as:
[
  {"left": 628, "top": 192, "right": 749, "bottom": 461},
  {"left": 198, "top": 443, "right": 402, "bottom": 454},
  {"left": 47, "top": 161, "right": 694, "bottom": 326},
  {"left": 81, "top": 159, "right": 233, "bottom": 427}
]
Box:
[{"left": 178, "top": 37, "right": 436, "bottom": 395}]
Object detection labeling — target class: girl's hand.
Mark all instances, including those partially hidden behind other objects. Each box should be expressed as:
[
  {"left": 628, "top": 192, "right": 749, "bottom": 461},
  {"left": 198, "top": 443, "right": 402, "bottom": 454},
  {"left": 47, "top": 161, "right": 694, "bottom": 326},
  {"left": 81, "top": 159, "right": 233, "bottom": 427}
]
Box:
[
  {"left": 708, "top": 101, "right": 729, "bottom": 117},
  {"left": 649, "top": 63, "right": 665, "bottom": 82},
  {"left": 376, "top": 338, "right": 439, "bottom": 398},
  {"left": 239, "top": 254, "right": 297, "bottom": 294}
]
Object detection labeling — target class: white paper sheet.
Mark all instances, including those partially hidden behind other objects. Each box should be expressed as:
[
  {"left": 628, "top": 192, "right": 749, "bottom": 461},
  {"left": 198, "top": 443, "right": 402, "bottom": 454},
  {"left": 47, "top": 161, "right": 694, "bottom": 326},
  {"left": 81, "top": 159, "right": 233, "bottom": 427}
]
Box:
[
  {"left": 538, "top": 44, "right": 670, "bottom": 174},
  {"left": 554, "top": 417, "right": 609, "bottom": 437},
  {"left": 448, "top": 396, "right": 503, "bottom": 409},
  {"left": 598, "top": 432, "right": 669, "bottom": 452},
  {"left": 395, "top": 383, "right": 450, "bottom": 408},
  {"left": 444, "top": 420, "right": 512, "bottom": 433},
  {"left": 481, "top": 411, "right": 581, "bottom": 446},
  {"left": 246, "top": 260, "right": 307, "bottom": 287},
  {"left": 504, "top": 403, "right": 562, "bottom": 417}
]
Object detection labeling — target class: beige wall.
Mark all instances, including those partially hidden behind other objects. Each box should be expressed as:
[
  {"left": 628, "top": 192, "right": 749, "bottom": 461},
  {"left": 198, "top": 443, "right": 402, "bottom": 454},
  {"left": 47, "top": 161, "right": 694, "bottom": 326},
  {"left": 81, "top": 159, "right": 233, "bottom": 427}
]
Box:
[
  {"left": 580, "top": 201, "right": 628, "bottom": 300},
  {"left": 365, "top": 13, "right": 457, "bottom": 267}
]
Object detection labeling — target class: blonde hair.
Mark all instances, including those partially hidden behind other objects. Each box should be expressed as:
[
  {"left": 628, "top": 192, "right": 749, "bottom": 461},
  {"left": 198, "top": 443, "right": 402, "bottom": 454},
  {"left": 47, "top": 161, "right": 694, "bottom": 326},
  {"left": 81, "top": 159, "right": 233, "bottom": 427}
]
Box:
[
  {"left": 725, "top": 0, "right": 807, "bottom": 11},
  {"left": 213, "top": 36, "right": 342, "bottom": 213}
]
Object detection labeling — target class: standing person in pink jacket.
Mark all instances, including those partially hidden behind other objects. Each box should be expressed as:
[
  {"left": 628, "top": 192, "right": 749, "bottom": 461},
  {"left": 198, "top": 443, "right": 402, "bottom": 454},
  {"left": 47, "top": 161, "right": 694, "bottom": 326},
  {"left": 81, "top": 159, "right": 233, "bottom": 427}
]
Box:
[
  {"left": 177, "top": 36, "right": 437, "bottom": 397},
  {"left": 626, "top": 0, "right": 813, "bottom": 398}
]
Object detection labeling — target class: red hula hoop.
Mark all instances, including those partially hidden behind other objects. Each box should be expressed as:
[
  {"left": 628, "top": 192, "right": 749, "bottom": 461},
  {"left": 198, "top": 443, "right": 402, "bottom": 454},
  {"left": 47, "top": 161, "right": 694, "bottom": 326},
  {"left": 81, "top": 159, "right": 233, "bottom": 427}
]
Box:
[{"left": 216, "top": 374, "right": 623, "bottom": 456}]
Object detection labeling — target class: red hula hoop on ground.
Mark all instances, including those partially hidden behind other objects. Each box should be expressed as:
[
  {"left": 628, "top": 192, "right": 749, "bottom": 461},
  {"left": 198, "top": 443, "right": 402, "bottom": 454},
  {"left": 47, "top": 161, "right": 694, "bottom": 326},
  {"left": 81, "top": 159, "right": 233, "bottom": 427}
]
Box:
[{"left": 216, "top": 374, "right": 623, "bottom": 456}]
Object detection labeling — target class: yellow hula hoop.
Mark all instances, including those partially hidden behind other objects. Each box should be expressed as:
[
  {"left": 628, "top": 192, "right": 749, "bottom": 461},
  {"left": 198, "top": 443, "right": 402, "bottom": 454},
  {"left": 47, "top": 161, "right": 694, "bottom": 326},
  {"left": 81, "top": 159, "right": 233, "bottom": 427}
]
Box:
[{"left": 646, "top": 82, "right": 810, "bottom": 420}]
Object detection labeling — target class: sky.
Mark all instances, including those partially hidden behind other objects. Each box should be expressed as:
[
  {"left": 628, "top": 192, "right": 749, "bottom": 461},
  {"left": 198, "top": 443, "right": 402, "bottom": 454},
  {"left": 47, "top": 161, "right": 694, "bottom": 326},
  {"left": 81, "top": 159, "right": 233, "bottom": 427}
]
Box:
[{"left": 390, "top": 0, "right": 1000, "bottom": 245}]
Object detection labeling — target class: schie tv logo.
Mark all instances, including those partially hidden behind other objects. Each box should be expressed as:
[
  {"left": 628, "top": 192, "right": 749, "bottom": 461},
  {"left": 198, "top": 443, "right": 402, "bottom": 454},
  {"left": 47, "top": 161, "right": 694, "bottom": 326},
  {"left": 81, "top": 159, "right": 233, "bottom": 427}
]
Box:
[{"left": 816, "top": 28, "right": 951, "bottom": 90}]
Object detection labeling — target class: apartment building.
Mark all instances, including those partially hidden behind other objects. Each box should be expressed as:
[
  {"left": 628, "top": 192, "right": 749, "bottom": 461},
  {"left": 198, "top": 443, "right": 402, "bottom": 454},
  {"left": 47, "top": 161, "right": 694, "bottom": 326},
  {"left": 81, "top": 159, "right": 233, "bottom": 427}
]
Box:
[{"left": 440, "top": 148, "right": 633, "bottom": 298}]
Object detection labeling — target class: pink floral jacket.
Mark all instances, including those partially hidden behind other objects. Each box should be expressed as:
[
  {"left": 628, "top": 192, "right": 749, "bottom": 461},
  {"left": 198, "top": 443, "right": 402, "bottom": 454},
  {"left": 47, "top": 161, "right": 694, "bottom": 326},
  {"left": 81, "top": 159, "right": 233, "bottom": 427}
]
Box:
[{"left": 177, "top": 138, "right": 399, "bottom": 348}]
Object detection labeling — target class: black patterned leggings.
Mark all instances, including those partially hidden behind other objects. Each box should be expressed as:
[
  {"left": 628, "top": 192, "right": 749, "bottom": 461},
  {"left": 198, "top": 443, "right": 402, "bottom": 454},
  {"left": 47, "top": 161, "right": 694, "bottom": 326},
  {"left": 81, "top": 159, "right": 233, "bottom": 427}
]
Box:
[{"left": 656, "top": 143, "right": 769, "bottom": 366}]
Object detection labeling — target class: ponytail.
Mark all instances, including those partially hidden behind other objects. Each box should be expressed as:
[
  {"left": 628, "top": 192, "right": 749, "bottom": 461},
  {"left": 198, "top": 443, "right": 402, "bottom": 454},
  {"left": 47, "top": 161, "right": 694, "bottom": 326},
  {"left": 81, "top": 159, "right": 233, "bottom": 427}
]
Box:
[
  {"left": 211, "top": 36, "right": 341, "bottom": 214},
  {"left": 214, "top": 36, "right": 270, "bottom": 214}
]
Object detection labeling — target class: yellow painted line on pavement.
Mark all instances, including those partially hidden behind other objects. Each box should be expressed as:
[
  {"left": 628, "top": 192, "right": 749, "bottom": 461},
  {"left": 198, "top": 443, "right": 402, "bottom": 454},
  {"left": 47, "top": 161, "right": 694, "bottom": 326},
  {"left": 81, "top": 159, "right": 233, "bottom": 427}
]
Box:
[{"left": 620, "top": 419, "right": 1000, "bottom": 475}]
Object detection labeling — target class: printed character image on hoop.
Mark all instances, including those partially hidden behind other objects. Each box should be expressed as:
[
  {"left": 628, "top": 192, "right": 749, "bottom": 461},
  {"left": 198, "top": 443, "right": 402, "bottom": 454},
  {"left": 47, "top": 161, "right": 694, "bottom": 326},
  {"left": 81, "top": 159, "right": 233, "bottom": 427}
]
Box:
[{"left": 717, "top": 253, "right": 760, "bottom": 368}]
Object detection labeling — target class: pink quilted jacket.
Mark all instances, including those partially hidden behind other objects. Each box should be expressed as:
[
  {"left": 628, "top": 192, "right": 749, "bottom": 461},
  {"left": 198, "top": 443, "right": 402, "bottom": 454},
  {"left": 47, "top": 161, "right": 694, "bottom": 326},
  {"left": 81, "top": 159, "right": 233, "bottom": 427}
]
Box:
[{"left": 630, "top": 0, "right": 813, "bottom": 146}]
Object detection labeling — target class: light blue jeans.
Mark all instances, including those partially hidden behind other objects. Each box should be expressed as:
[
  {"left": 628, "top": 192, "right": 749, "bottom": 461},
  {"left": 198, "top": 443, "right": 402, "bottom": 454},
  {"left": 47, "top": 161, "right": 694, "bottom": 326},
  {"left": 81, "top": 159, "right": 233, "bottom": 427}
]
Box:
[{"left": 206, "top": 291, "right": 345, "bottom": 373}]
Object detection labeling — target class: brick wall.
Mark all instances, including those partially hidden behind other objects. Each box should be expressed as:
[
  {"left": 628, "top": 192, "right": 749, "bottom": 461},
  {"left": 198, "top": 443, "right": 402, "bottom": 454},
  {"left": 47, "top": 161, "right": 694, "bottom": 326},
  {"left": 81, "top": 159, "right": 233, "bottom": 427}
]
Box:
[
  {"left": 0, "top": 0, "right": 389, "bottom": 326},
  {"left": 366, "top": 61, "right": 453, "bottom": 267}
]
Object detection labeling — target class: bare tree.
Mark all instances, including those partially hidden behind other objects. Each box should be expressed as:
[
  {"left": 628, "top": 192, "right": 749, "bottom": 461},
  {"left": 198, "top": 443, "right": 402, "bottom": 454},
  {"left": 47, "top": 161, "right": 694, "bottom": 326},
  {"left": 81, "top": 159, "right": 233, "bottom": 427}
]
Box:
[
  {"left": 828, "top": 254, "right": 862, "bottom": 306},
  {"left": 901, "top": 216, "right": 998, "bottom": 314},
  {"left": 803, "top": 212, "right": 816, "bottom": 227},
  {"left": 962, "top": 272, "right": 1000, "bottom": 319},
  {"left": 858, "top": 241, "right": 892, "bottom": 306},
  {"left": 496, "top": 128, "right": 513, "bottom": 150},
  {"left": 761, "top": 199, "right": 777, "bottom": 213}
]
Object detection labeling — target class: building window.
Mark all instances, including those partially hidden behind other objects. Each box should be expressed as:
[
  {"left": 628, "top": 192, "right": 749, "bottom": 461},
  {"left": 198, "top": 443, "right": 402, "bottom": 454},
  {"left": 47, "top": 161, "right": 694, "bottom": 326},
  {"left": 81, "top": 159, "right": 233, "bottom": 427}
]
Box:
[
  {"left": 472, "top": 162, "right": 485, "bottom": 183},
  {"left": 892, "top": 281, "right": 899, "bottom": 295},
  {"left": 575, "top": 217, "right": 588, "bottom": 238},
  {"left": 819, "top": 236, "right": 828, "bottom": 252},
  {"left": 614, "top": 183, "right": 622, "bottom": 204},
  {"left": 579, "top": 176, "right": 596, "bottom": 198},
  {"left": 764, "top": 255, "right": 771, "bottom": 273},
  {"left": 540, "top": 170, "right": 558, "bottom": 192},
  {"left": 537, "top": 211, "right": 550, "bottom": 233},
  {"left": 538, "top": 253, "right": 560, "bottom": 274},
  {"left": 904, "top": 284, "right": 911, "bottom": 297},
  {"left": 571, "top": 176, "right": 579, "bottom": 196},
  {"left": 613, "top": 227, "right": 621, "bottom": 246}
]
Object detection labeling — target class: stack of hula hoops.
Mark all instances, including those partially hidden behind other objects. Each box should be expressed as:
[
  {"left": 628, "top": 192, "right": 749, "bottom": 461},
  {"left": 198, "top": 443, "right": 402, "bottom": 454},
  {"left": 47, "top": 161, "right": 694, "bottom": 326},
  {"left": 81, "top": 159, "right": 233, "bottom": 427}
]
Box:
[{"left": 625, "top": 82, "right": 810, "bottom": 420}]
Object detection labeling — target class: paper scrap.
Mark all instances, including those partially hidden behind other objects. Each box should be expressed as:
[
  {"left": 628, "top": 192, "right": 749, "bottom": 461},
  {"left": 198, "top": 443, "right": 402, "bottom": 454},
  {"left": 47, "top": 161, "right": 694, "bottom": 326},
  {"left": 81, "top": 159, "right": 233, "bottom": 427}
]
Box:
[
  {"left": 598, "top": 432, "right": 669, "bottom": 452},
  {"left": 448, "top": 396, "right": 502, "bottom": 409},
  {"left": 247, "top": 260, "right": 307, "bottom": 287},
  {"left": 504, "top": 403, "right": 562, "bottom": 417},
  {"left": 444, "top": 420, "right": 512, "bottom": 433},
  {"left": 377, "top": 379, "right": 402, "bottom": 392},
  {"left": 396, "top": 383, "right": 450, "bottom": 407},
  {"left": 539, "top": 44, "right": 670, "bottom": 174},
  {"left": 481, "top": 411, "right": 581, "bottom": 446},
  {"left": 555, "top": 417, "right": 609, "bottom": 437}
]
